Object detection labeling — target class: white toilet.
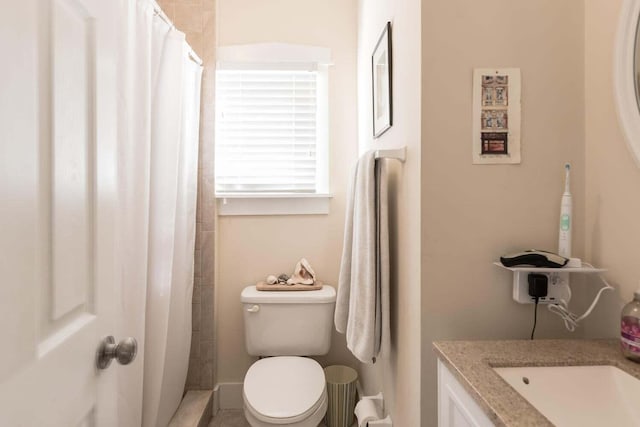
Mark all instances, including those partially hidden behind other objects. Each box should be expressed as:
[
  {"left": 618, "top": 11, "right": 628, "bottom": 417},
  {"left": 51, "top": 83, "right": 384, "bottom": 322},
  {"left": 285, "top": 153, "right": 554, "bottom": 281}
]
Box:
[{"left": 241, "top": 285, "right": 337, "bottom": 427}]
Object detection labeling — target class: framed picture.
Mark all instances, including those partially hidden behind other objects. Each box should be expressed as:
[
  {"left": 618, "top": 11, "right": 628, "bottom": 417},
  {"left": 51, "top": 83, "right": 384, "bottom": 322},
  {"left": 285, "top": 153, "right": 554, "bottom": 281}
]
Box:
[
  {"left": 372, "top": 22, "right": 392, "bottom": 138},
  {"left": 472, "top": 68, "right": 521, "bottom": 164}
]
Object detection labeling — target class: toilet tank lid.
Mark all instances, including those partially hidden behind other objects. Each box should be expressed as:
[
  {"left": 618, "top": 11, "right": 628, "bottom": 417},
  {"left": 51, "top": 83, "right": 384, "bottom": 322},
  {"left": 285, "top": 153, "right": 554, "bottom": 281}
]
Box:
[{"left": 241, "top": 285, "right": 336, "bottom": 304}]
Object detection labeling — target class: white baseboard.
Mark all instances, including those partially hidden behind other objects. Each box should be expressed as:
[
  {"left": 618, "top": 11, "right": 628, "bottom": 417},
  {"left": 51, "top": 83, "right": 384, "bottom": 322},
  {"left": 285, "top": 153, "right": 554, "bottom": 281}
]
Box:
[{"left": 217, "top": 382, "right": 243, "bottom": 409}]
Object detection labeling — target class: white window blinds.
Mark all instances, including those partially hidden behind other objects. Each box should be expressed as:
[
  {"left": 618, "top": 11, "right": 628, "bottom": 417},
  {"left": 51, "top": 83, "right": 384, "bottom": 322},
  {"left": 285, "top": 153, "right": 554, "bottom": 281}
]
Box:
[{"left": 215, "top": 69, "right": 319, "bottom": 193}]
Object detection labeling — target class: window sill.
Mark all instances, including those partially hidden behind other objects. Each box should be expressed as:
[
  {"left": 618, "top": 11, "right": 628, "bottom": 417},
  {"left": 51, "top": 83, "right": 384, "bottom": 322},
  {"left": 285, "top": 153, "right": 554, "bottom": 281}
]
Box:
[{"left": 216, "top": 193, "right": 333, "bottom": 216}]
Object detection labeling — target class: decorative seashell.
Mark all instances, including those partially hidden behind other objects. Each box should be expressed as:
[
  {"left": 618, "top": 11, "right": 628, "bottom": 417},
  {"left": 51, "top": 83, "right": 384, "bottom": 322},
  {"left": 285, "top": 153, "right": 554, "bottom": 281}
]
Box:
[
  {"left": 266, "top": 275, "right": 278, "bottom": 285},
  {"left": 277, "top": 273, "right": 289, "bottom": 283},
  {"left": 287, "top": 258, "right": 316, "bottom": 285}
]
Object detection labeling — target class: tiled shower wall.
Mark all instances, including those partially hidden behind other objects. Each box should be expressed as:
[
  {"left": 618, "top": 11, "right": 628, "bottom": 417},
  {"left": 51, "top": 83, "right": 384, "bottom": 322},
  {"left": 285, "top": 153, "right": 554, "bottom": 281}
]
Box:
[{"left": 157, "top": 0, "right": 217, "bottom": 390}]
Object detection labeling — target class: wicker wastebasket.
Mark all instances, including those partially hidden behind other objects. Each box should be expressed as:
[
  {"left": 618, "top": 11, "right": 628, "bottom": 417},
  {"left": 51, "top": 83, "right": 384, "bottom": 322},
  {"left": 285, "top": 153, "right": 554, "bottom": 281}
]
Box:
[{"left": 324, "top": 365, "right": 358, "bottom": 427}]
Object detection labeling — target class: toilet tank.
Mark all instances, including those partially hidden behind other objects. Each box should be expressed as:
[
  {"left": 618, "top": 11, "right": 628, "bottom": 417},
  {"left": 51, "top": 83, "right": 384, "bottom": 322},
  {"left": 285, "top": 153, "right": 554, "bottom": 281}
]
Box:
[{"left": 241, "top": 285, "right": 336, "bottom": 356}]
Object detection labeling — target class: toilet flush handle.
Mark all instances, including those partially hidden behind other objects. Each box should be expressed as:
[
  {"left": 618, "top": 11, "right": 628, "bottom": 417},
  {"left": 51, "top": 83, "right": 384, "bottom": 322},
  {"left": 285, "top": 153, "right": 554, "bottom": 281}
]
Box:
[{"left": 247, "top": 305, "right": 260, "bottom": 313}]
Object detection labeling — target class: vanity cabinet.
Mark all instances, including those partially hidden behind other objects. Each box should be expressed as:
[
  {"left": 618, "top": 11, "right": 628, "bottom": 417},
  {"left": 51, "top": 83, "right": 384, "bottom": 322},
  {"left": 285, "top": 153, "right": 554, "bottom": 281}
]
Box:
[{"left": 438, "top": 360, "right": 495, "bottom": 427}]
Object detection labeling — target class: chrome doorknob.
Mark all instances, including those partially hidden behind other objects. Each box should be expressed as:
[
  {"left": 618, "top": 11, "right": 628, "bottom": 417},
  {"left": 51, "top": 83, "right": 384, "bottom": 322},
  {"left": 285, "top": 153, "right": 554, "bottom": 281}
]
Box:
[{"left": 96, "top": 336, "right": 138, "bottom": 370}]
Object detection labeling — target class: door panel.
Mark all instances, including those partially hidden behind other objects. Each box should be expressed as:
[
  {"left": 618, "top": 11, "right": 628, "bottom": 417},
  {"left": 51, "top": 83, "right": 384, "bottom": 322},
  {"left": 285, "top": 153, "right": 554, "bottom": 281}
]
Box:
[
  {"left": 49, "top": 0, "right": 96, "bottom": 341},
  {"left": 0, "top": 0, "right": 121, "bottom": 425},
  {"left": 51, "top": 0, "right": 94, "bottom": 321}
]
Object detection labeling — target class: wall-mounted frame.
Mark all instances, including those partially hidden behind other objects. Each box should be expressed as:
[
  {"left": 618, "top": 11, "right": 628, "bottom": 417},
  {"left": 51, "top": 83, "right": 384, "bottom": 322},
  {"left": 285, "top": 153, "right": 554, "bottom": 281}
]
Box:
[
  {"left": 614, "top": 0, "right": 640, "bottom": 168},
  {"left": 472, "top": 68, "right": 521, "bottom": 164},
  {"left": 372, "top": 22, "right": 392, "bottom": 138}
]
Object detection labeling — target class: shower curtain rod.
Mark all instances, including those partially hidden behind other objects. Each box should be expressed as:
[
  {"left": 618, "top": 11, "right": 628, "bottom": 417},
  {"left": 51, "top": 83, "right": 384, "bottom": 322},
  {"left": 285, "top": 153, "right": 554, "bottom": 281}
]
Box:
[{"left": 152, "top": 4, "right": 203, "bottom": 66}]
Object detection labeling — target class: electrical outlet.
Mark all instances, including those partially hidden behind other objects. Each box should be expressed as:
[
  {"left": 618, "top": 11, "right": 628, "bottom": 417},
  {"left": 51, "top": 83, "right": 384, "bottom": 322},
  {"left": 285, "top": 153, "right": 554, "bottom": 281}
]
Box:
[{"left": 513, "top": 271, "right": 571, "bottom": 304}]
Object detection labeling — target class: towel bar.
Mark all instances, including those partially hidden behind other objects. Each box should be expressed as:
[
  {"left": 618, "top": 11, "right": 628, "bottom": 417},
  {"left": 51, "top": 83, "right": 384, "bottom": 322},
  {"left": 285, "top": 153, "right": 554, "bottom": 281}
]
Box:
[{"left": 374, "top": 147, "right": 406, "bottom": 162}]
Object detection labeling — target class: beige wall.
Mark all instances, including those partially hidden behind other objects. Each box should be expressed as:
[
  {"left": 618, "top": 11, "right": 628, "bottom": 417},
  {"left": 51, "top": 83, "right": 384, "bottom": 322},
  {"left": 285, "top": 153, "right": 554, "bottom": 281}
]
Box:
[
  {"left": 584, "top": 0, "right": 640, "bottom": 337},
  {"left": 356, "top": 0, "right": 422, "bottom": 425},
  {"left": 166, "top": 0, "right": 640, "bottom": 423},
  {"left": 215, "top": 0, "right": 360, "bottom": 383},
  {"left": 420, "top": 1, "right": 585, "bottom": 425}
]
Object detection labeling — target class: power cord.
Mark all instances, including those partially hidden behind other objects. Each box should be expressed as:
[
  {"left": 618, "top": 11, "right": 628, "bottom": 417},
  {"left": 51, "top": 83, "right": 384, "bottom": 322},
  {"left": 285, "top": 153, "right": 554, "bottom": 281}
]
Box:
[
  {"left": 528, "top": 274, "right": 547, "bottom": 340},
  {"left": 547, "top": 264, "right": 614, "bottom": 331},
  {"left": 531, "top": 297, "right": 539, "bottom": 340}
]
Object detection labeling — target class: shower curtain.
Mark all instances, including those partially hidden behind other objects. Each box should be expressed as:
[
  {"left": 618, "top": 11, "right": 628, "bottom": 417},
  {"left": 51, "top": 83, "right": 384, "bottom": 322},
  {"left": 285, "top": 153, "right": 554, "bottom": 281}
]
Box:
[{"left": 117, "top": 2, "right": 202, "bottom": 427}]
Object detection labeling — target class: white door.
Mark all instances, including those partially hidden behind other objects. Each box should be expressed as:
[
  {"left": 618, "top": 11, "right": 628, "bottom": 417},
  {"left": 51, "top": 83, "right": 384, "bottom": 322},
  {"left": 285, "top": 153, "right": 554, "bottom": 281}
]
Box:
[{"left": 0, "top": 0, "right": 124, "bottom": 425}]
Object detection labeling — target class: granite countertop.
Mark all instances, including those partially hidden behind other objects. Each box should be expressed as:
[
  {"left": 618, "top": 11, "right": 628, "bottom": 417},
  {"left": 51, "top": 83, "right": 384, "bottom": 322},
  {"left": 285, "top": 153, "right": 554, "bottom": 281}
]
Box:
[{"left": 433, "top": 339, "right": 640, "bottom": 427}]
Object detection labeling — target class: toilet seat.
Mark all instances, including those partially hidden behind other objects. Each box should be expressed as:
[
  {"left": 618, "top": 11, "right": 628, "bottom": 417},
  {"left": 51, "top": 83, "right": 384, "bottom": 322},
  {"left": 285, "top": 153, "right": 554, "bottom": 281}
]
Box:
[{"left": 243, "top": 356, "right": 327, "bottom": 425}]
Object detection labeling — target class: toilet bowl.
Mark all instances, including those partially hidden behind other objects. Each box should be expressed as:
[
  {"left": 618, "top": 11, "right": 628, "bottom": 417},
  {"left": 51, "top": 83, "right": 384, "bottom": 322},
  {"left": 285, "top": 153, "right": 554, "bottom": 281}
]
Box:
[
  {"left": 243, "top": 357, "right": 328, "bottom": 427},
  {"left": 241, "top": 285, "right": 336, "bottom": 427}
]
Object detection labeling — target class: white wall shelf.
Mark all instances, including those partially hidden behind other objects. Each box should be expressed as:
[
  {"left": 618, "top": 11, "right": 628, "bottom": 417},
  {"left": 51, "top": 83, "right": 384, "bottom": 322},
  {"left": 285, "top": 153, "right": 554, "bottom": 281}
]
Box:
[
  {"left": 493, "top": 262, "right": 607, "bottom": 304},
  {"left": 493, "top": 262, "right": 606, "bottom": 274}
]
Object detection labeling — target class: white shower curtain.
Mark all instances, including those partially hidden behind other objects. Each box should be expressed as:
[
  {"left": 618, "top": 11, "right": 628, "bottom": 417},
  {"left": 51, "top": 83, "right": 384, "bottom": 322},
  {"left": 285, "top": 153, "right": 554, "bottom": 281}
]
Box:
[
  {"left": 153, "top": 54, "right": 202, "bottom": 427},
  {"left": 117, "top": 2, "right": 202, "bottom": 426},
  {"left": 116, "top": 2, "right": 154, "bottom": 426}
]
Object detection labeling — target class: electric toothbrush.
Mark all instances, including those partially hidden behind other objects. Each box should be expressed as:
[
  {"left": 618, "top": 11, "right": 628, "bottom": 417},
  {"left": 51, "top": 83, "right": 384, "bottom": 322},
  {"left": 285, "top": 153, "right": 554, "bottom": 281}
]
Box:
[{"left": 558, "top": 163, "right": 572, "bottom": 258}]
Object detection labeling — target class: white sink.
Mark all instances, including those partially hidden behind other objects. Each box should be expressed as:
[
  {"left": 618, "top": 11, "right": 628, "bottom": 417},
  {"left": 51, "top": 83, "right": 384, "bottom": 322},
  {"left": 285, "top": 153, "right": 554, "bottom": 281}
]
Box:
[{"left": 494, "top": 365, "right": 640, "bottom": 427}]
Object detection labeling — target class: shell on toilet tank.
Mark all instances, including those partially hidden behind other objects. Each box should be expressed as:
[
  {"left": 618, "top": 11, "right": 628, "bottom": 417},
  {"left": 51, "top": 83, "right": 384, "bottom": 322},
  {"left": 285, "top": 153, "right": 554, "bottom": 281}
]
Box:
[{"left": 241, "top": 285, "right": 336, "bottom": 356}]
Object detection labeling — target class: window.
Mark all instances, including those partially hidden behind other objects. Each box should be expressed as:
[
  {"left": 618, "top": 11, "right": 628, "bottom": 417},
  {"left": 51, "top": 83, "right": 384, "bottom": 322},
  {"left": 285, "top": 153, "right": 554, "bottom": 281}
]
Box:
[
  {"left": 215, "top": 43, "right": 331, "bottom": 215},
  {"left": 216, "top": 69, "right": 319, "bottom": 193}
]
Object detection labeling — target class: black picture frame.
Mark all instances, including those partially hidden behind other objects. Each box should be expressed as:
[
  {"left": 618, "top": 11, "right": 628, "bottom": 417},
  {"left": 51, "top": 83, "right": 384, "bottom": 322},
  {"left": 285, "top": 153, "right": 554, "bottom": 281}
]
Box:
[{"left": 372, "top": 22, "right": 392, "bottom": 138}]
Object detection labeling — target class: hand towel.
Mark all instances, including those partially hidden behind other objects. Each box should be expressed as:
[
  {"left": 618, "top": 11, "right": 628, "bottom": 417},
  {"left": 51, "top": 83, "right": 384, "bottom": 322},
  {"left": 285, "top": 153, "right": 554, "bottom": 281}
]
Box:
[{"left": 335, "top": 151, "right": 390, "bottom": 363}]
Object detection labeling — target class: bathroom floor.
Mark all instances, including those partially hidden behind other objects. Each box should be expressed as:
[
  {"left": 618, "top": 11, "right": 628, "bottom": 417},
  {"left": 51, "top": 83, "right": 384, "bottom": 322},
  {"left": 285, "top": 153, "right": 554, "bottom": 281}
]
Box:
[
  {"left": 208, "top": 410, "right": 330, "bottom": 427},
  {"left": 208, "top": 410, "right": 250, "bottom": 427}
]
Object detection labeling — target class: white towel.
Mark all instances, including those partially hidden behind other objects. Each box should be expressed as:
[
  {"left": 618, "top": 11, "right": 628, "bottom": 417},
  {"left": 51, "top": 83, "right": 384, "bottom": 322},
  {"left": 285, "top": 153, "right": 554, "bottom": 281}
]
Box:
[{"left": 335, "top": 151, "right": 390, "bottom": 363}]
